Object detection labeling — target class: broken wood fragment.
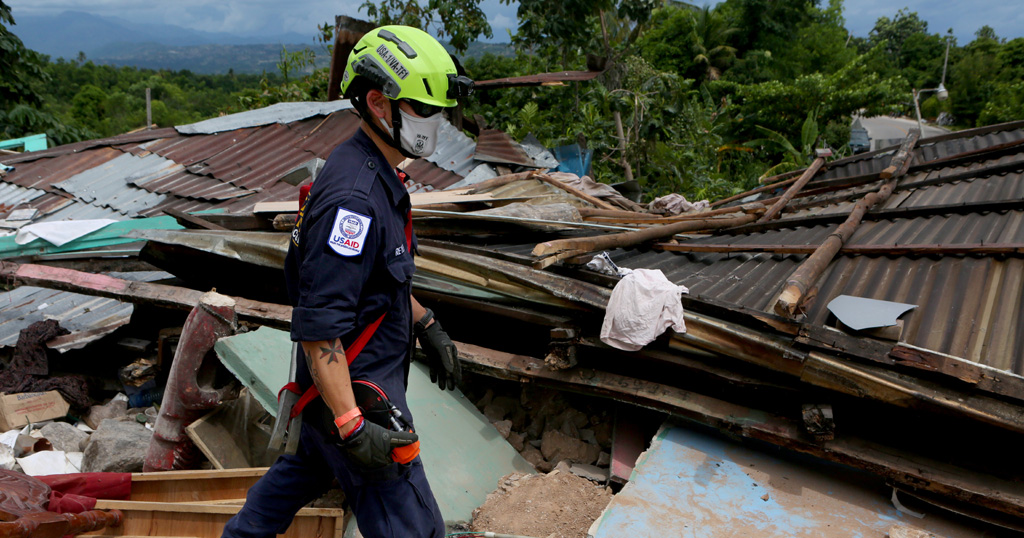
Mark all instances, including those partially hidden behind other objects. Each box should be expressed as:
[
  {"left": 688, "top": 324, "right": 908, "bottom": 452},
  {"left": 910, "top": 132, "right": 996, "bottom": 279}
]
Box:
[{"left": 465, "top": 170, "right": 544, "bottom": 194}]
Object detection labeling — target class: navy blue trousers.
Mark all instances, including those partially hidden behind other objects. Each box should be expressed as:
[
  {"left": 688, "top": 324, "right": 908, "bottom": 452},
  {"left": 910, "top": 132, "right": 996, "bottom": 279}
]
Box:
[{"left": 221, "top": 421, "right": 444, "bottom": 538}]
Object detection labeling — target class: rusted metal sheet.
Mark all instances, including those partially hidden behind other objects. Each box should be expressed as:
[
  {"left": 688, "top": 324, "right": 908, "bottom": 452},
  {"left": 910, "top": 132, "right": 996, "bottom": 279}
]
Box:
[
  {"left": 0, "top": 147, "right": 122, "bottom": 190},
  {"left": 474, "top": 129, "right": 537, "bottom": 168},
  {"left": 193, "top": 123, "right": 315, "bottom": 190},
  {"left": 291, "top": 110, "right": 362, "bottom": 158},
  {"left": 475, "top": 70, "right": 601, "bottom": 89}
]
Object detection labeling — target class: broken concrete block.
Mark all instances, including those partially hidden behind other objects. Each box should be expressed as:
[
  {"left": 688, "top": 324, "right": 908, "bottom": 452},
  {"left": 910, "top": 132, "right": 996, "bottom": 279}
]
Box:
[
  {"left": 570, "top": 463, "right": 609, "bottom": 483},
  {"left": 553, "top": 460, "right": 572, "bottom": 475},
  {"left": 85, "top": 398, "right": 128, "bottom": 429},
  {"left": 507, "top": 431, "right": 525, "bottom": 452},
  {"left": 40, "top": 422, "right": 90, "bottom": 453},
  {"left": 557, "top": 408, "right": 590, "bottom": 430},
  {"left": 592, "top": 421, "right": 612, "bottom": 449},
  {"left": 82, "top": 418, "right": 152, "bottom": 472},
  {"left": 520, "top": 445, "right": 545, "bottom": 469},
  {"left": 541, "top": 430, "right": 600, "bottom": 465},
  {"left": 580, "top": 428, "right": 598, "bottom": 445},
  {"left": 476, "top": 389, "right": 495, "bottom": 409},
  {"left": 493, "top": 420, "right": 512, "bottom": 439},
  {"left": 597, "top": 451, "right": 611, "bottom": 467},
  {"left": 483, "top": 396, "right": 518, "bottom": 423}
]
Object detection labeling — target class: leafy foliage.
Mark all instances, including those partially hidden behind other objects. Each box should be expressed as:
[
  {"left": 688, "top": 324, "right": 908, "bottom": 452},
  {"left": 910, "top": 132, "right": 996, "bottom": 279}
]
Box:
[{"left": 359, "top": 0, "right": 492, "bottom": 52}]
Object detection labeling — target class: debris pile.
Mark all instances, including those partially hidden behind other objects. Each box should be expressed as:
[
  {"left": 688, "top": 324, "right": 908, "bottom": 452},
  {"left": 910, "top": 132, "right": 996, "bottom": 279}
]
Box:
[{"left": 0, "top": 101, "right": 1022, "bottom": 537}]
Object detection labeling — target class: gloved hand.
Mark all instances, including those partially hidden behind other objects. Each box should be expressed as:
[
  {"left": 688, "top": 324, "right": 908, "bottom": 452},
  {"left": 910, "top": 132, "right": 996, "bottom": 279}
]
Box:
[
  {"left": 415, "top": 308, "right": 462, "bottom": 391},
  {"left": 338, "top": 419, "right": 419, "bottom": 471}
]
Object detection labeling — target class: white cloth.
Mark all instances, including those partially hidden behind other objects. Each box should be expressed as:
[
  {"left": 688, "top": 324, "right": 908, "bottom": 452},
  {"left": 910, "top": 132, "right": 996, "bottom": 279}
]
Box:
[
  {"left": 647, "top": 193, "right": 710, "bottom": 215},
  {"left": 600, "top": 269, "right": 688, "bottom": 351},
  {"left": 16, "top": 219, "right": 118, "bottom": 247}
]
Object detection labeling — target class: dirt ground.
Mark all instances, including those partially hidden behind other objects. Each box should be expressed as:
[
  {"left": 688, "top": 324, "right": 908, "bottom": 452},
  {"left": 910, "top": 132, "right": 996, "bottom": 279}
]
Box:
[{"left": 470, "top": 470, "right": 614, "bottom": 538}]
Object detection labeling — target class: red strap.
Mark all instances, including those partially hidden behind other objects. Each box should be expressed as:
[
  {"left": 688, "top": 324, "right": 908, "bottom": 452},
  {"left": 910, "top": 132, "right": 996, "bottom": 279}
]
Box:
[
  {"left": 286, "top": 208, "right": 414, "bottom": 420},
  {"left": 278, "top": 382, "right": 302, "bottom": 401}
]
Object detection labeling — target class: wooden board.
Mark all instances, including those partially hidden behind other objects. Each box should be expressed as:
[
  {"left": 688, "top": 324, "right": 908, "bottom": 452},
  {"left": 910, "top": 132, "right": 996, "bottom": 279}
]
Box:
[
  {"left": 129, "top": 468, "right": 268, "bottom": 503},
  {"left": 185, "top": 391, "right": 274, "bottom": 469},
  {"left": 83, "top": 500, "right": 343, "bottom": 538}
]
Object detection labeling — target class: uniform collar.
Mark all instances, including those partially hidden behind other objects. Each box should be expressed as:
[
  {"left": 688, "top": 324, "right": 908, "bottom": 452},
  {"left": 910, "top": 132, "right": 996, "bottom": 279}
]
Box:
[{"left": 352, "top": 128, "right": 408, "bottom": 208}]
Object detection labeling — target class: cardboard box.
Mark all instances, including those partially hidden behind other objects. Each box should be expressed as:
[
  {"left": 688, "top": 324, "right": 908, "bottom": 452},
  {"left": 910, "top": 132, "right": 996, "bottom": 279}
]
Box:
[{"left": 0, "top": 391, "right": 70, "bottom": 430}]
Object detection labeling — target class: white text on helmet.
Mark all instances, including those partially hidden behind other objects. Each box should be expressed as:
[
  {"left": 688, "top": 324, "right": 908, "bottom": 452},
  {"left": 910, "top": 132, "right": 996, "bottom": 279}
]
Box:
[{"left": 376, "top": 44, "right": 409, "bottom": 80}]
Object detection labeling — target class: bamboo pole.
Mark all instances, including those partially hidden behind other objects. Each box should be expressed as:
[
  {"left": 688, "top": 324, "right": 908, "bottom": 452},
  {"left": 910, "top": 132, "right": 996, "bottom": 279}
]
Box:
[{"left": 771, "top": 130, "right": 920, "bottom": 317}]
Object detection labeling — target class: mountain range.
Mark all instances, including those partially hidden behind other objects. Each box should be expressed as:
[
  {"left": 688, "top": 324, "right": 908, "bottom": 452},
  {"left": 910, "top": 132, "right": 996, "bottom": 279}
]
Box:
[
  {"left": 14, "top": 10, "right": 314, "bottom": 60},
  {"left": 11, "top": 11, "right": 511, "bottom": 74}
]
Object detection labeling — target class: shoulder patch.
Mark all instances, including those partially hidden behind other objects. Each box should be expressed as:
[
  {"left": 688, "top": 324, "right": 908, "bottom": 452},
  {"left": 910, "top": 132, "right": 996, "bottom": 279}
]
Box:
[{"left": 328, "top": 207, "right": 372, "bottom": 256}]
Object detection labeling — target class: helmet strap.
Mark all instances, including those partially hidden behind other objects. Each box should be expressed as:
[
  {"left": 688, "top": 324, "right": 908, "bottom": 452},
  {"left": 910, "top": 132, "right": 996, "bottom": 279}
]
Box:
[{"left": 355, "top": 96, "right": 419, "bottom": 160}]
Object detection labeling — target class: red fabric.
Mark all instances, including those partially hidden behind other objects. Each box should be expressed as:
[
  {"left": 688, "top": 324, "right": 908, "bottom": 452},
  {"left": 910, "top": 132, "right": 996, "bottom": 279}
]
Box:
[{"left": 37, "top": 473, "right": 132, "bottom": 514}]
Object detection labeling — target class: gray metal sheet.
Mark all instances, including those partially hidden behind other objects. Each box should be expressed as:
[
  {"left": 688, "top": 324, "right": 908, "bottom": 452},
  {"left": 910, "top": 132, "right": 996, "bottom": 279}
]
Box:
[
  {"left": 176, "top": 101, "right": 353, "bottom": 135},
  {"left": 425, "top": 122, "right": 481, "bottom": 177},
  {"left": 52, "top": 153, "right": 173, "bottom": 216}
]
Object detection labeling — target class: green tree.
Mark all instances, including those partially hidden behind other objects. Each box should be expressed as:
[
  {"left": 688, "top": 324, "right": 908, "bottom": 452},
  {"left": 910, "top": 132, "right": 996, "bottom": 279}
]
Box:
[
  {"left": 689, "top": 6, "right": 738, "bottom": 81},
  {"left": 868, "top": 8, "right": 928, "bottom": 71},
  {"left": 360, "top": 0, "right": 493, "bottom": 52}
]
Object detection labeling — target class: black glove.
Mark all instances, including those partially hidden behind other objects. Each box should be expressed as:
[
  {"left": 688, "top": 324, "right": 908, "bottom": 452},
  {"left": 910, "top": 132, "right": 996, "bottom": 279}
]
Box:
[
  {"left": 415, "top": 309, "right": 462, "bottom": 391},
  {"left": 338, "top": 419, "right": 418, "bottom": 471}
]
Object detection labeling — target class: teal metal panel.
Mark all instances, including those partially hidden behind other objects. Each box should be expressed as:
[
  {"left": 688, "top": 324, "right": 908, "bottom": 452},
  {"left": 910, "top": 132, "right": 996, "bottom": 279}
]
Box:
[
  {"left": 214, "top": 327, "right": 535, "bottom": 524},
  {"left": 0, "top": 216, "right": 183, "bottom": 259},
  {"left": 214, "top": 326, "right": 292, "bottom": 417},
  {"left": 0, "top": 134, "right": 47, "bottom": 152},
  {"left": 590, "top": 422, "right": 983, "bottom": 537}
]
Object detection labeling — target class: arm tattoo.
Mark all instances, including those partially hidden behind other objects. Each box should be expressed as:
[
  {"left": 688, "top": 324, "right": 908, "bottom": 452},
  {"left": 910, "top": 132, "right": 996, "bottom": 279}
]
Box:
[
  {"left": 319, "top": 338, "right": 346, "bottom": 365},
  {"left": 304, "top": 349, "right": 322, "bottom": 387}
]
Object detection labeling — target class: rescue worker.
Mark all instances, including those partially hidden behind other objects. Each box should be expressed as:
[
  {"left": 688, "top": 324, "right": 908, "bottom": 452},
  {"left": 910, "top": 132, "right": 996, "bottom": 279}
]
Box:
[{"left": 221, "top": 25, "right": 470, "bottom": 538}]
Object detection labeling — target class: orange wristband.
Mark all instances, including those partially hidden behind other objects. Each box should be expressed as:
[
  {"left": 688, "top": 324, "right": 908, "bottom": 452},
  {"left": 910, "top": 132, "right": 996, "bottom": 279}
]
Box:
[{"left": 334, "top": 407, "right": 362, "bottom": 430}]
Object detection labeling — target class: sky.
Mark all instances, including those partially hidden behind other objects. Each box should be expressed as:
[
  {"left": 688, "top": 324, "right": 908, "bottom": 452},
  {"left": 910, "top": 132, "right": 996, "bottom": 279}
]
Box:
[{"left": 6, "top": 0, "right": 1022, "bottom": 43}]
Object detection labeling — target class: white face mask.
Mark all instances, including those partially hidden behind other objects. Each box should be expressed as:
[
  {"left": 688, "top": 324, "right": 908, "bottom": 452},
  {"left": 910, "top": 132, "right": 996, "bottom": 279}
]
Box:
[{"left": 378, "top": 108, "right": 445, "bottom": 157}]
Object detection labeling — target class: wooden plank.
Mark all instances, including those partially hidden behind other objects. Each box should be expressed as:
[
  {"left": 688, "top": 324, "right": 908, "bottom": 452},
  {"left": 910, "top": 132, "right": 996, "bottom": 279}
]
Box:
[
  {"left": 413, "top": 209, "right": 637, "bottom": 232},
  {"left": 465, "top": 170, "right": 543, "bottom": 194},
  {"left": 890, "top": 344, "right": 1024, "bottom": 402},
  {"left": 83, "top": 500, "right": 341, "bottom": 538},
  {"left": 185, "top": 392, "right": 272, "bottom": 470},
  {"left": 0, "top": 261, "right": 292, "bottom": 330}
]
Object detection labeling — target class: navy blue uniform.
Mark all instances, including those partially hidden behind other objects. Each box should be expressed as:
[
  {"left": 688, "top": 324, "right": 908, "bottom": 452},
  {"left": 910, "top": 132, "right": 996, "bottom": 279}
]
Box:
[{"left": 222, "top": 129, "right": 444, "bottom": 538}]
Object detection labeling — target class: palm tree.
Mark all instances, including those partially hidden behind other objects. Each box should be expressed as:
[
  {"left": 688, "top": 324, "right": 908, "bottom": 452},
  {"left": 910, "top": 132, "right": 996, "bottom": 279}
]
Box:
[{"left": 689, "top": 6, "right": 738, "bottom": 81}]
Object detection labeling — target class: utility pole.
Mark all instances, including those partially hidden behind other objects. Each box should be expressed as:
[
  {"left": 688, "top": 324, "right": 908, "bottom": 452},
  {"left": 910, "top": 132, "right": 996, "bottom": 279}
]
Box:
[{"left": 146, "top": 88, "right": 152, "bottom": 130}]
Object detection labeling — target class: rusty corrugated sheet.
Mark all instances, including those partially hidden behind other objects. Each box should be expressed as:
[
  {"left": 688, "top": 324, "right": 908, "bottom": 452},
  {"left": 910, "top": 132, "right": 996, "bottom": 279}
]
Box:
[
  {"left": 292, "top": 110, "right": 362, "bottom": 158},
  {"left": 475, "top": 70, "right": 601, "bottom": 89},
  {"left": 0, "top": 147, "right": 122, "bottom": 190},
  {"left": 197, "top": 123, "right": 316, "bottom": 190},
  {"left": 474, "top": 129, "right": 536, "bottom": 168}
]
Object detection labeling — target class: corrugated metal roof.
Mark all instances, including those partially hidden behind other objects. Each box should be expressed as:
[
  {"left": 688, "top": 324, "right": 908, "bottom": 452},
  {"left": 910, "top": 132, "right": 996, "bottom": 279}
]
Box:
[
  {"left": 176, "top": 101, "right": 353, "bottom": 135},
  {"left": 0, "top": 183, "right": 47, "bottom": 217},
  {"left": 52, "top": 153, "right": 173, "bottom": 216},
  {"left": 474, "top": 129, "right": 537, "bottom": 168},
  {"left": 0, "top": 147, "right": 123, "bottom": 190},
  {"left": 195, "top": 123, "right": 317, "bottom": 190},
  {"left": 0, "top": 271, "right": 171, "bottom": 349},
  {"left": 426, "top": 121, "right": 483, "bottom": 177}
]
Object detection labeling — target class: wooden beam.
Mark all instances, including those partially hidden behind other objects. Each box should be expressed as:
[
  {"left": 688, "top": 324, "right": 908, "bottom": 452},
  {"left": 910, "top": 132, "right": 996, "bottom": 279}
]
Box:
[
  {"left": 531, "top": 210, "right": 763, "bottom": 263},
  {"left": 772, "top": 130, "right": 920, "bottom": 317},
  {"left": 757, "top": 156, "right": 827, "bottom": 223},
  {"left": 0, "top": 261, "right": 291, "bottom": 329}
]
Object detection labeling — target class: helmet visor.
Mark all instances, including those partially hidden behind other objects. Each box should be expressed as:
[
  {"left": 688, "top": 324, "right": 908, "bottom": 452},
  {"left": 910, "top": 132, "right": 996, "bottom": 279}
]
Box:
[{"left": 402, "top": 99, "right": 445, "bottom": 118}]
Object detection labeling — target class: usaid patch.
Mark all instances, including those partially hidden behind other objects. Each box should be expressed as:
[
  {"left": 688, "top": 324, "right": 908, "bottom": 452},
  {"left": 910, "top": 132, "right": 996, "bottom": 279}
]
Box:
[{"left": 328, "top": 208, "right": 372, "bottom": 256}]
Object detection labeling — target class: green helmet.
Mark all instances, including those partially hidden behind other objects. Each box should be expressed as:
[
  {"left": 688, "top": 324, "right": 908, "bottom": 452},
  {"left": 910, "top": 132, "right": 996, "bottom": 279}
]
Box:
[{"left": 341, "top": 25, "right": 473, "bottom": 108}]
